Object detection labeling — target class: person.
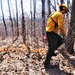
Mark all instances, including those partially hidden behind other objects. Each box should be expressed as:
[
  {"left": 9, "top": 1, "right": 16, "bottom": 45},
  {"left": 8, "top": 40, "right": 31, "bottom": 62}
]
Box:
[{"left": 44, "top": 4, "right": 68, "bottom": 69}]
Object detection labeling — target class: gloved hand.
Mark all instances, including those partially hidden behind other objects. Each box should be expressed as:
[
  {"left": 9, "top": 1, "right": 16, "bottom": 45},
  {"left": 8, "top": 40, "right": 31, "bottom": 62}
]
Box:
[
  {"left": 60, "top": 35, "right": 66, "bottom": 42},
  {"left": 43, "top": 35, "right": 47, "bottom": 40},
  {"left": 60, "top": 35, "right": 63, "bottom": 38}
]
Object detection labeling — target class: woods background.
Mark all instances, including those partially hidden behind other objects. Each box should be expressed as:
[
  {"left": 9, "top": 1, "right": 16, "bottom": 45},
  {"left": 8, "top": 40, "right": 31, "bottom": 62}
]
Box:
[
  {"left": 0, "top": 0, "right": 73, "bottom": 49},
  {"left": 1, "top": 0, "right": 75, "bottom": 75}
]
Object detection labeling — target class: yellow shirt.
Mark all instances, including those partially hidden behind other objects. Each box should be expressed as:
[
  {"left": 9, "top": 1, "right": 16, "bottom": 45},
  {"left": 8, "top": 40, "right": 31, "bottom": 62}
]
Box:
[{"left": 46, "top": 11, "right": 66, "bottom": 36}]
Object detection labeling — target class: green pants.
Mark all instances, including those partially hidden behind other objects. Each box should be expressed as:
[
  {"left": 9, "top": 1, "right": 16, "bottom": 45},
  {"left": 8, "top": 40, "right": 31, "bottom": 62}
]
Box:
[{"left": 44, "top": 31, "right": 63, "bottom": 65}]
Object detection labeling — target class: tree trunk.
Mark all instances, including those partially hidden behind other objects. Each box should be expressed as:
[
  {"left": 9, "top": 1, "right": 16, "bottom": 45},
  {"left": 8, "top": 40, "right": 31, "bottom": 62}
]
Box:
[
  {"left": 60, "top": 0, "right": 64, "bottom": 4},
  {"left": 8, "top": 0, "right": 14, "bottom": 42},
  {"left": 47, "top": 0, "right": 51, "bottom": 15},
  {"left": 15, "top": 0, "right": 19, "bottom": 39},
  {"left": 21, "top": 0, "right": 26, "bottom": 44},
  {"left": 30, "top": 0, "right": 32, "bottom": 37},
  {"left": 33, "top": 0, "right": 36, "bottom": 37},
  {"left": 57, "top": 0, "right": 59, "bottom": 5},
  {"left": 1, "top": 0, "right": 8, "bottom": 36},
  {"left": 54, "top": 0, "right": 56, "bottom": 11},
  {"left": 65, "top": 0, "right": 75, "bottom": 53},
  {"left": 41, "top": 0, "right": 45, "bottom": 38}
]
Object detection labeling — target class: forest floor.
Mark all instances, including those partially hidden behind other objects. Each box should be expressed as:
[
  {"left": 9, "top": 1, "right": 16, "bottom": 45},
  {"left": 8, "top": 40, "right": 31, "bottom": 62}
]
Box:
[{"left": 0, "top": 36, "right": 75, "bottom": 75}]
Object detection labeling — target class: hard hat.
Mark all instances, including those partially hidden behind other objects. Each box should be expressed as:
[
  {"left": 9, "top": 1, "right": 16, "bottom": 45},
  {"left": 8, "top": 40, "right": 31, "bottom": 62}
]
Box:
[{"left": 59, "top": 4, "right": 68, "bottom": 13}]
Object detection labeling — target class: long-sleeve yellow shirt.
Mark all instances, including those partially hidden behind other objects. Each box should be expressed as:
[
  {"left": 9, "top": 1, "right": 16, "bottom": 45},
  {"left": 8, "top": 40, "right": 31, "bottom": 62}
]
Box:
[{"left": 46, "top": 11, "right": 66, "bottom": 36}]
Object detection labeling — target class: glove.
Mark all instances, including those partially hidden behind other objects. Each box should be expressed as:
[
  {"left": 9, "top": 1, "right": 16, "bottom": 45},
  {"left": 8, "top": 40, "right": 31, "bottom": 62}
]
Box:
[
  {"left": 60, "top": 35, "right": 66, "bottom": 42},
  {"left": 43, "top": 35, "right": 47, "bottom": 40},
  {"left": 60, "top": 35, "right": 63, "bottom": 38}
]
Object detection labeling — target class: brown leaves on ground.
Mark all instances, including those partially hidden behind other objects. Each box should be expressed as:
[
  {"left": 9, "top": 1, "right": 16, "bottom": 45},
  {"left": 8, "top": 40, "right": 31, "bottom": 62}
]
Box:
[
  {"left": 0, "top": 39, "right": 74, "bottom": 75},
  {"left": 0, "top": 42, "right": 48, "bottom": 75},
  {"left": 0, "top": 43, "right": 47, "bottom": 54}
]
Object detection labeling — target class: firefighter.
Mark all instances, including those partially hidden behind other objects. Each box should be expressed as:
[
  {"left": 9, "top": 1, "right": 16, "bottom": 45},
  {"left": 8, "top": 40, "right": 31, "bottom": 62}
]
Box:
[{"left": 44, "top": 4, "right": 68, "bottom": 69}]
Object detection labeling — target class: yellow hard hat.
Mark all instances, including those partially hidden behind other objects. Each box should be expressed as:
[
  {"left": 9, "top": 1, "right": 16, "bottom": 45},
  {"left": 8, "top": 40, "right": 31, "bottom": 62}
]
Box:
[{"left": 59, "top": 4, "right": 68, "bottom": 13}]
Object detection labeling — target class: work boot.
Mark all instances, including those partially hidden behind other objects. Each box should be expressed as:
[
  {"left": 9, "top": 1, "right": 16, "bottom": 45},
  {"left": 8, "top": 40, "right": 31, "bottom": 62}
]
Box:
[{"left": 44, "top": 62, "right": 50, "bottom": 69}]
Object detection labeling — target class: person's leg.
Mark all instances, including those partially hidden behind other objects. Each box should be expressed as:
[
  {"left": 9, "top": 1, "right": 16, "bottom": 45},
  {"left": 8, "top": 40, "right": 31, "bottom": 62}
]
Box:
[
  {"left": 44, "top": 32, "right": 58, "bottom": 68},
  {"left": 56, "top": 34, "right": 64, "bottom": 48}
]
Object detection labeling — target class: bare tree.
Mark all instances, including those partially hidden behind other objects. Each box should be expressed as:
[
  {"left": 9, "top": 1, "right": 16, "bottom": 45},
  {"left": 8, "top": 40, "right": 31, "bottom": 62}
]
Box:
[
  {"left": 65, "top": 0, "right": 75, "bottom": 54},
  {"left": 47, "top": 0, "right": 51, "bottom": 15},
  {"left": 30, "top": 0, "right": 32, "bottom": 37},
  {"left": 1, "top": 0, "right": 8, "bottom": 36},
  {"left": 21, "top": 0, "right": 26, "bottom": 44},
  {"left": 60, "top": 0, "right": 64, "bottom": 4},
  {"left": 33, "top": 0, "right": 36, "bottom": 37},
  {"left": 66, "top": 0, "right": 70, "bottom": 23},
  {"left": 8, "top": 0, "right": 14, "bottom": 42},
  {"left": 15, "top": 0, "right": 19, "bottom": 39},
  {"left": 41, "top": 0, "right": 45, "bottom": 38},
  {"left": 57, "top": 0, "right": 59, "bottom": 5},
  {"left": 54, "top": 0, "right": 56, "bottom": 11}
]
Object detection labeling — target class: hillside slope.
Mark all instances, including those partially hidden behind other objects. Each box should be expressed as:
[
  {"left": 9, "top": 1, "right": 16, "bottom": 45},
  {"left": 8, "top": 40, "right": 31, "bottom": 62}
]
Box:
[{"left": 0, "top": 37, "right": 74, "bottom": 75}]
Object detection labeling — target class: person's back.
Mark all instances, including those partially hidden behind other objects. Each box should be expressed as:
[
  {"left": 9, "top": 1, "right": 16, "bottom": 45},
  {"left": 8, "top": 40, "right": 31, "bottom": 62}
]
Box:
[{"left": 46, "top": 11, "right": 66, "bottom": 37}]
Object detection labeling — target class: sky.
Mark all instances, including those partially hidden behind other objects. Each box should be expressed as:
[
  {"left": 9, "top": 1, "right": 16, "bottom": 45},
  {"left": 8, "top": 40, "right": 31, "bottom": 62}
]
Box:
[
  {"left": 0, "top": 0, "right": 42, "bottom": 19},
  {"left": 0, "top": 0, "right": 72, "bottom": 19},
  {"left": 0, "top": 0, "right": 30, "bottom": 19}
]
